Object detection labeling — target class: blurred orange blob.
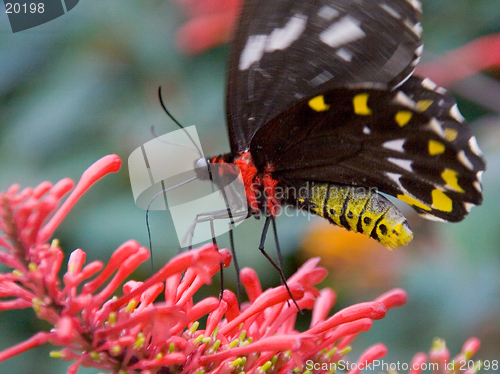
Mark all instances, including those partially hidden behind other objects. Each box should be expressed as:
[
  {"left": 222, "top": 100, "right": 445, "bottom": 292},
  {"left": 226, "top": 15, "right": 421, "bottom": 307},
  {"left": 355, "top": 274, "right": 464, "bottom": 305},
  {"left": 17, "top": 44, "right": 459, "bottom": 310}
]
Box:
[{"left": 300, "top": 221, "right": 403, "bottom": 291}]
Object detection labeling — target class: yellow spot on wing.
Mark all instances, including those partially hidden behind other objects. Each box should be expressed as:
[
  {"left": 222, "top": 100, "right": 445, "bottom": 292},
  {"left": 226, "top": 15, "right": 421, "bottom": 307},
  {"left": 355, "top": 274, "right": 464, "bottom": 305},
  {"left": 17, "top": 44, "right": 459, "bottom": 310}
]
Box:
[
  {"left": 308, "top": 95, "right": 330, "bottom": 112},
  {"left": 441, "top": 169, "right": 464, "bottom": 193},
  {"left": 416, "top": 100, "right": 433, "bottom": 112},
  {"left": 444, "top": 128, "right": 458, "bottom": 142},
  {"left": 397, "top": 194, "right": 431, "bottom": 211},
  {"left": 429, "top": 140, "right": 445, "bottom": 155},
  {"left": 353, "top": 93, "right": 372, "bottom": 115},
  {"left": 395, "top": 111, "right": 413, "bottom": 127},
  {"left": 432, "top": 189, "right": 453, "bottom": 212}
]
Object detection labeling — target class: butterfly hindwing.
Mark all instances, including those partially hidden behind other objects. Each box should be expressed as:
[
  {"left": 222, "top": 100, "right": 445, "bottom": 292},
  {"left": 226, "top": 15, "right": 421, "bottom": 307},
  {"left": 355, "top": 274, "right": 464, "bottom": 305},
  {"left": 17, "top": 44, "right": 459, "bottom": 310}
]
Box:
[
  {"left": 227, "top": 0, "right": 423, "bottom": 153},
  {"left": 250, "top": 76, "right": 485, "bottom": 222}
]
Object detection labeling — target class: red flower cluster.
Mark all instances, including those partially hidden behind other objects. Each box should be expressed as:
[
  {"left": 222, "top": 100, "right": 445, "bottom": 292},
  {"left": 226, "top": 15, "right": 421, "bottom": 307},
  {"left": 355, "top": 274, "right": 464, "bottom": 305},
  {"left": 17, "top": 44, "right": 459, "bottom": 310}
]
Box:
[{"left": 0, "top": 155, "right": 482, "bottom": 374}]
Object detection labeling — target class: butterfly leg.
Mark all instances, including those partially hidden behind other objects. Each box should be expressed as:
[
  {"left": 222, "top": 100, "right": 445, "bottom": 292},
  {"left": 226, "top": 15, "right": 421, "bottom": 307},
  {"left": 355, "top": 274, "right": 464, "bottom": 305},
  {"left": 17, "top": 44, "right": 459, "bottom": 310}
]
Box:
[
  {"left": 228, "top": 227, "right": 242, "bottom": 306},
  {"left": 183, "top": 208, "right": 247, "bottom": 300},
  {"left": 259, "top": 216, "right": 301, "bottom": 312},
  {"left": 271, "top": 217, "right": 285, "bottom": 282}
]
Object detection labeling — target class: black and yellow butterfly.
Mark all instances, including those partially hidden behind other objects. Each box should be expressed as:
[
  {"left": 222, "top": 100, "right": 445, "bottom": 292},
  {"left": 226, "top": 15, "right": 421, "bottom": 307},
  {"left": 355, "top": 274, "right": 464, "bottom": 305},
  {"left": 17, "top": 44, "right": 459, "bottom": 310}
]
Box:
[{"left": 202, "top": 0, "right": 485, "bottom": 249}]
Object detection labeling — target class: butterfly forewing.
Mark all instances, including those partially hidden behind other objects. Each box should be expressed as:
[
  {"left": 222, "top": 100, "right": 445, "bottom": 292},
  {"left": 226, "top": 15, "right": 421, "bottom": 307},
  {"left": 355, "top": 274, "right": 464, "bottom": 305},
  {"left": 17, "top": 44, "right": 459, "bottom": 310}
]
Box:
[
  {"left": 227, "top": 0, "right": 423, "bottom": 153},
  {"left": 250, "top": 76, "right": 485, "bottom": 222}
]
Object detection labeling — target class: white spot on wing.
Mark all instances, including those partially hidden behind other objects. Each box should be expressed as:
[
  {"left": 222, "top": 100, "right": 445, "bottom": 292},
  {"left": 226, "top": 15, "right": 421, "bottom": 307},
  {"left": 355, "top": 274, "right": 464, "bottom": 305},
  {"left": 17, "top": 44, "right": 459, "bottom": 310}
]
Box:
[
  {"left": 239, "top": 35, "right": 267, "bottom": 70},
  {"left": 336, "top": 48, "right": 353, "bottom": 61},
  {"left": 383, "top": 139, "right": 406, "bottom": 152},
  {"left": 239, "top": 15, "right": 307, "bottom": 70},
  {"left": 347, "top": 82, "right": 387, "bottom": 90},
  {"left": 318, "top": 5, "right": 339, "bottom": 20},
  {"left": 388, "top": 158, "right": 413, "bottom": 172},
  {"left": 265, "top": 14, "right": 307, "bottom": 52},
  {"left": 404, "top": 19, "right": 422, "bottom": 37},
  {"left": 309, "top": 70, "right": 334, "bottom": 87},
  {"left": 393, "top": 91, "right": 417, "bottom": 109},
  {"left": 428, "top": 118, "right": 446, "bottom": 138},
  {"left": 421, "top": 78, "right": 437, "bottom": 91},
  {"left": 386, "top": 172, "right": 402, "bottom": 184},
  {"left": 450, "top": 104, "right": 465, "bottom": 123},
  {"left": 436, "top": 87, "right": 447, "bottom": 95},
  {"left": 473, "top": 181, "right": 482, "bottom": 192},
  {"left": 320, "top": 16, "right": 366, "bottom": 48},
  {"left": 419, "top": 213, "right": 446, "bottom": 222},
  {"left": 464, "top": 202, "right": 474, "bottom": 213},
  {"left": 415, "top": 45, "right": 424, "bottom": 56},
  {"left": 363, "top": 126, "right": 371, "bottom": 135},
  {"left": 469, "top": 136, "right": 483, "bottom": 156},
  {"left": 380, "top": 3, "right": 401, "bottom": 19},
  {"left": 407, "top": 0, "right": 423, "bottom": 12},
  {"left": 458, "top": 150, "right": 474, "bottom": 170},
  {"left": 386, "top": 173, "right": 408, "bottom": 192},
  {"left": 410, "top": 56, "right": 421, "bottom": 67}
]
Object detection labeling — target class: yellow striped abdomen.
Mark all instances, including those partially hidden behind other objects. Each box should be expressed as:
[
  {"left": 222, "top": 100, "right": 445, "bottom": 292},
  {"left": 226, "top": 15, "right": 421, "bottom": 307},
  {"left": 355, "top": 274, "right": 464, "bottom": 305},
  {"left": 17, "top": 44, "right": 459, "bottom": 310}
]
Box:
[{"left": 287, "top": 181, "right": 413, "bottom": 249}]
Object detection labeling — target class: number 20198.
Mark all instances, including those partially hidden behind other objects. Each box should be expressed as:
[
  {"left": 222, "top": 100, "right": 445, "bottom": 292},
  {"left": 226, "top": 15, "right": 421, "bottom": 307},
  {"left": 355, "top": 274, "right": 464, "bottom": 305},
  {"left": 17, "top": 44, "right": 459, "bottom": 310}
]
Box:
[{"left": 5, "top": 3, "right": 45, "bottom": 13}]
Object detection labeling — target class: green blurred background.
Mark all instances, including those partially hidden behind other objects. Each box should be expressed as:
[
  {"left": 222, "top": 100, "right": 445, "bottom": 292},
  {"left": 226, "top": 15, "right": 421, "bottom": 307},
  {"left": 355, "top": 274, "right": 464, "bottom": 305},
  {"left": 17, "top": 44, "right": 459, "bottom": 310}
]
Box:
[{"left": 1, "top": 1, "right": 499, "bottom": 373}]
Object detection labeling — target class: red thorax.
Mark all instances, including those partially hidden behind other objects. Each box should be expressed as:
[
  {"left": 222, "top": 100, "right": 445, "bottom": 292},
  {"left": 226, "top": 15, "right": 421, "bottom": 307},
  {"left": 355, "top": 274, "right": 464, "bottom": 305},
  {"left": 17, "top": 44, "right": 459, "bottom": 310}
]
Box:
[{"left": 211, "top": 151, "right": 280, "bottom": 216}]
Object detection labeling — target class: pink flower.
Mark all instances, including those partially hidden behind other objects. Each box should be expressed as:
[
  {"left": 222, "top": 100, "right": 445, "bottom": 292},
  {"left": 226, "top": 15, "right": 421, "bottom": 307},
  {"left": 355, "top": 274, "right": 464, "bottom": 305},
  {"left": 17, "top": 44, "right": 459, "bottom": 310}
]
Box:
[
  {"left": 0, "top": 156, "right": 483, "bottom": 373},
  {"left": 416, "top": 34, "right": 500, "bottom": 87},
  {"left": 173, "top": 0, "right": 242, "bottom": 54}
]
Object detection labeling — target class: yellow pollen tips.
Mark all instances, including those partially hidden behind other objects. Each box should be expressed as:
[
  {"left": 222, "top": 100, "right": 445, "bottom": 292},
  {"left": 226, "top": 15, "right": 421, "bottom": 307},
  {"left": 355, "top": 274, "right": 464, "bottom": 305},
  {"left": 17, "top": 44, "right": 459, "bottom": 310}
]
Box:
[
  {"left": 441, "top": 169, "right": 464, "bottom": 193},
  {"left": 429, "top": 140, "right": 445, "bottom": 155},
  {"left": 444, "top": 128, "right": 458, "bottom": 142},
  {"left": 397, "top": 194, "right": 431, "bottom": 211},
  {"left": 395, "top": 111, "right": 413, "bottom": 127},
  {"left": 432, "top": 189, "right": 453, "bottom": 212},
  {"left": 416, "top": 99, "right": 433, "bottom": 112},
  {"left": 308, "top": 95, "right": 330, "bottom": 111},
  {"left": 353, "top": 93, "right": 372, "bottom": 115},
  {"left": 50, "top": 351, "right": 63, "bottom": 358}
]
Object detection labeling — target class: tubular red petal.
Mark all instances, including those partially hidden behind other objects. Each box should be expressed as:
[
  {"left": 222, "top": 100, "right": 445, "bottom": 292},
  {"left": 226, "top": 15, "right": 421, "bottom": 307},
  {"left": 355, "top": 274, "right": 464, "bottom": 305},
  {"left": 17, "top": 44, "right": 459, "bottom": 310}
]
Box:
[
  {"left": 67, "top": 249, "right": 86, "bottom": 275},
  {"left": 416, "top": 34, "right": 500, "bottom": 87},
  {"left": 165, "top": 273, "right": 182, "bottom": 306},
  {"left": 315, "top": 319, "right": 373, "bottom": 355},
  {"left": 32, "top": 181, "right": 53, "bottom": 199},
  {"left": 219, "top": 284, "right": 304, "bottom": 335},
  {"left": 461, "top": 337, "right": 481, "bottom": 357},
  {"left": 0, "top": 299, "right": 32, "bottom": 310},
  {"left": 240, "top": 267, "right": 262, "bottom": 303},
  {"left": 222, "top": 290, "right": 240, "bottom": 322},
  {"left": 310, "top": 288, "right": 336, "bottom": 327},
  {"left": 374, "top": 288, "right": 407, "bottom": 310},
  {"left": 37, "top": 155, "right": 121, "bottom": 244},
  {"left": 0, "top": 332, "right": 52, "bottom": 362},
  {"left": 111, "top": 245, "right": 220, "bottom": 311},
  {"left": 409, "top": 352, "right": 428, "bottom": 374},
  {"left": 82, "top": 240, "right": 141, "bottom": 295},
  {"left": 182, "top": 297, "right": 219, "bottom": 323},
  {"left": 92, "top": 247, "right": 150, "bottom": 306},
  {"left": 205, "top": 300, "right": 228, "bottom": 336},
  {"left": 309, "top": 302, "right": 386, "bottom": 335},
  {"left": 348, "top": 343, "right": 388, "bottom": 374}
]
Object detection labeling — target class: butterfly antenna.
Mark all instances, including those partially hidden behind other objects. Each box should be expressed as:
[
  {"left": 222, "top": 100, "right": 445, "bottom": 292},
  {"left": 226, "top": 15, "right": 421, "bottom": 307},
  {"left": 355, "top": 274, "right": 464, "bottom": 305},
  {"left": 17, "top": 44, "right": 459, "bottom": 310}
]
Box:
[
  {"left": 145, "top": 176, "right": 197, "bottom": 271},
  {"left": 146, "top": 206, "right": 154, "bottom": 272},
  {"left": 259, "top": 216, "right": 302, "bottom": 313},
  {"left": 158, "top": 86, "right": 203, "bottom": 157}
]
